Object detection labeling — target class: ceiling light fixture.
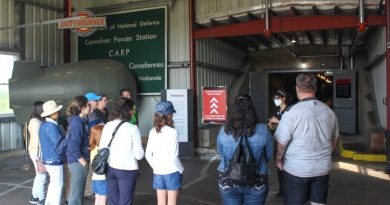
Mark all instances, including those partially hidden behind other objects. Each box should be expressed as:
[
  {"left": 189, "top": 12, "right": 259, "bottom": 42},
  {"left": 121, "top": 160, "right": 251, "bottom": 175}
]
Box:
[{"left": 291, "top": 36, "right": 296, "bottom": 44}]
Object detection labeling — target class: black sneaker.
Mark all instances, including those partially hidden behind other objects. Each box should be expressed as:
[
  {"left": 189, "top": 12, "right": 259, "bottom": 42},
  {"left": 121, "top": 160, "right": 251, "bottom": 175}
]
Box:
[{"left": 29, "top": 196, "right": 39, "bottom": 204}]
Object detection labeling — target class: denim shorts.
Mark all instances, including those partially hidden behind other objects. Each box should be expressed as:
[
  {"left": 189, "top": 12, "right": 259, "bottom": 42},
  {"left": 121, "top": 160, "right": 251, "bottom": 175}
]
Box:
[
  {"left": 283, "top": 171, "right": 329, "bottom": 205},
  {"left": 92, "top": 180, "right": 107, "bottom": 195},
  {"left": 153, "top": 171, "right": 183, "bottom": 190}
]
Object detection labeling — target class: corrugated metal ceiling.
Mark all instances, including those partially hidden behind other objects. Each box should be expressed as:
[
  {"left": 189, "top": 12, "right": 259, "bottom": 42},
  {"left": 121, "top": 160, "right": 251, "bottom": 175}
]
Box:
[{"left": 195, "top": 0, "right": 384, "bottom": 50}]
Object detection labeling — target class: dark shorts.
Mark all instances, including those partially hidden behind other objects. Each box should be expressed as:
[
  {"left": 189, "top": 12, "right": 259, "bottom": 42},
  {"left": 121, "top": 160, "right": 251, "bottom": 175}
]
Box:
[
  {"left": 283, "top": 171, "right": 329, "bottom": 205},
  {"left": 92, "top": 179, "right": 107, "bottom": 195},
  {"left": 153, "top": 171, "right": 183, "bottom": 190}
]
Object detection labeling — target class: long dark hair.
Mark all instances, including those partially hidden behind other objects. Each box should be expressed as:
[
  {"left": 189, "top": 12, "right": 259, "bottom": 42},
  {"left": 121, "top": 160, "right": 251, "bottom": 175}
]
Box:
[
  {"left": 224, "top": 94, "right": 258, "bottom": 138},
  {"left": 110, "top": 97, "right": 134, "bottom": 121},
  {"left": 66, "top": 96, "right": 88, "bottom": 117},
  {"left": 153, "top": 113, "right": 174, "bottom": 133},
  {"left": 31, "top": 101, "right": 44, "bottom": 120}
]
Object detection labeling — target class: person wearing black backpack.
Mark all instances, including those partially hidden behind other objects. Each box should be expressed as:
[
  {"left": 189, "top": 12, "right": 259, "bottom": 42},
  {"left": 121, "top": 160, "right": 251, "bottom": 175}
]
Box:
[{"left": 217, "top": 94, "right": 273, "bottom": 205}]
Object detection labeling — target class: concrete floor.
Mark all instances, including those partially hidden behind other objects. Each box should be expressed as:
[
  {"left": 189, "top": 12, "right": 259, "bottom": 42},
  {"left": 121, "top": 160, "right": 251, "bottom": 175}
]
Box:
[{"left": 0, "top": 154, "right": 389, "bottom": 205}]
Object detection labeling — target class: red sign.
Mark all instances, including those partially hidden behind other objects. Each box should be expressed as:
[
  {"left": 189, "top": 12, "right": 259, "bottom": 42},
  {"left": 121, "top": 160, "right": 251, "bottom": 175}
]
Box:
[{"left": 202, "top": 87, "right": 227, "bottom": 123}]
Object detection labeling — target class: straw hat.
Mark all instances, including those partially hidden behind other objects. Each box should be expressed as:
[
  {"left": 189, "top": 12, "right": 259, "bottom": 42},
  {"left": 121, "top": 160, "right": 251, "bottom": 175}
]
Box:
[{"left": 41, "top": 100, "right": 63, "bottom": 117}]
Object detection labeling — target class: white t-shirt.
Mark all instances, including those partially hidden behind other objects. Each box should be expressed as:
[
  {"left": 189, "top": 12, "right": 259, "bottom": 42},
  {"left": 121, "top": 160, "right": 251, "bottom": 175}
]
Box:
[
  {"left": 145, "top": 126, "right": 184, "bottom": 175},
  {"left": 99, "top": 119, "right": 144, "bottom": 170},
  {"left": 274, "top": 98, "right": 339, "bottom": 177}
]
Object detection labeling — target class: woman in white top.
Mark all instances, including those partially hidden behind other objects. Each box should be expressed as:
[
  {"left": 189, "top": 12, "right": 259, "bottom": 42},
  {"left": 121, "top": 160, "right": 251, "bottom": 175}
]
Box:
[
  {"left": 28, "top": 101, "right": 47, "bottom": 205},
  {"left": 145, "top": 101, "right": 184, "bottom": 205},
  {"left": 99, "top": 97, "right": 144, "bottom": 205}
]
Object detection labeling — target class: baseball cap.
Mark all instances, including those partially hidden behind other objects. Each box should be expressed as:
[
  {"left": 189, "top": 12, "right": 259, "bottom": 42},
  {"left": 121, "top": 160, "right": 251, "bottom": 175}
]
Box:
[
  {"left": 156, "top": 101, "right": 176, "bottom": 116},
  {"left": 84, "top": 92, "right": 101, "bottom": 101}
]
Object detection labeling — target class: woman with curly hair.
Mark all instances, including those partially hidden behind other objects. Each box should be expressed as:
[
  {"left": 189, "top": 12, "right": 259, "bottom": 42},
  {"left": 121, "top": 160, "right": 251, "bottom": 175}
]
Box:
[
  {"left": 99, "top": 97, "right": 144, "bottom": 205},
  {"left": 216, "top": 94, "right": 273, "bottom": 205}
]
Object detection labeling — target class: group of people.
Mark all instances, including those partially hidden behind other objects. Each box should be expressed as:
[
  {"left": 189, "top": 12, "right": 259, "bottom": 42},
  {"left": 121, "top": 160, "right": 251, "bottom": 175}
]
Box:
[
  {"left": 27, "top": 72, "right": 339, "bottom": 205},
  {"left": 216, "top": 73, "right": 339, "bottom": 205},
  {"left": 27, "top": 89, "right": 184, "bottom": 205}
]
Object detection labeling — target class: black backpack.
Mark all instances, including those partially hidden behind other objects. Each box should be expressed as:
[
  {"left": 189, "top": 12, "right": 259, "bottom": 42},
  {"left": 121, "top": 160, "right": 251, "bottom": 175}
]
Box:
[{"left": 226, "top": 136, "right": 259, "bottom": 183}]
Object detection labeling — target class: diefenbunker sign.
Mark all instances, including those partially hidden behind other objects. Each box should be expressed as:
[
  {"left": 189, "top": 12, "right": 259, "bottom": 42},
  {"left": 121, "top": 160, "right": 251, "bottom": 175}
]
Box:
[{"left": 78, "top": 7, "right": 167, "bottom": 95}]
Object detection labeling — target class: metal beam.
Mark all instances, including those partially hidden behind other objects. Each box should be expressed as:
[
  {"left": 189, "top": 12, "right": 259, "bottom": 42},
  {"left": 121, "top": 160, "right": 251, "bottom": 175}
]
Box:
[
  {"left": 322, "top": 31, "right": 327, "bottom": 45},
  {"left": 247, "top": 13, "right": 258, "bottom": 20},
  {"left": 336, "top": 29, "right": 342, "bottom": 46},
  {"left": 335, "top": 6, "right": 341, "bottom": 15},
  {"left": 228, "top": 16, "right": 240, "bottom": 24},
  {"left": 229, "top": 36, "right": 259, "bottom": 50},
  {"left": 313, "top": 6, "right": 319, "bottom": 15},
  {"left": 210, "top": 19, "right": 256, "bottom": 50},
  {"left": 305, "top": 31, "right": 314, "bottom": 45},
  {"left": 269, "top": 8, "right": 277, "bottom": 16},
  {"left": 194, "top": 15, "right": 386, "bottom": 39},
  {"left": 291, "top": 7, "right": 298, "bottom": 16}
]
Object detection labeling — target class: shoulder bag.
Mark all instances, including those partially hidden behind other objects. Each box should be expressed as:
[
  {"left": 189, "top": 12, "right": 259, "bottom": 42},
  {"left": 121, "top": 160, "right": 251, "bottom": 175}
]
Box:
[
  {"left": 36, "top": 134, "right": 47, "bottom": 174},
  {"left": 92, "top": 121, "right": 126, "bottom": 175}
]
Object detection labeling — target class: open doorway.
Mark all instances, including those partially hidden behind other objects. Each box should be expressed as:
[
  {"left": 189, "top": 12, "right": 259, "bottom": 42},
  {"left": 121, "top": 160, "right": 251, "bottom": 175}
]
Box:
[{"left": 268, "top": 71, "right": 333, "bottom": 115}]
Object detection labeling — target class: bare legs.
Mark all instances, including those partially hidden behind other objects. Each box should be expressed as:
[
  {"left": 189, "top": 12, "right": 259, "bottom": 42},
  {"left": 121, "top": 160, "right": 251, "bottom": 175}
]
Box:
[
  {"left": 157, "top": 189, "right": 180, "bottom": 205},
  {"left": 94, "top": 194, "right": 107, "bottom": 205}
]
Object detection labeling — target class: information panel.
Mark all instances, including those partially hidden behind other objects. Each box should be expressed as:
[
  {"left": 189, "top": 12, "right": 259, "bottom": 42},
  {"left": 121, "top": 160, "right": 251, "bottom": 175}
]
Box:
[
  {"left": 202, "top": 87, "right": 227, "bottom": 123},
  {"left": 167, "top": 89, "right": 189, "bottom": 142},
  {"left": 78, "top": 7, "right": 167, "bottom": 95}
]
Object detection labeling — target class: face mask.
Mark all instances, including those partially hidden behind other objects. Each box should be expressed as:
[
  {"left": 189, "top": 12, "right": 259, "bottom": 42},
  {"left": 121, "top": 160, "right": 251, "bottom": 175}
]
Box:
[{"left": 274, "top": 99, "right": 282, "bottom": 107}]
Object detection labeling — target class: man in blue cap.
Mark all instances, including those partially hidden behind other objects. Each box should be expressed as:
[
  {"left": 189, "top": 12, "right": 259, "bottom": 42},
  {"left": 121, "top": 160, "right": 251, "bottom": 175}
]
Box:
[
  {"left": 84, "top": 92, "right": 104, "bottom": 131},
  {"left": 83, "top": 92, "right": 105, "bottom": 200}
]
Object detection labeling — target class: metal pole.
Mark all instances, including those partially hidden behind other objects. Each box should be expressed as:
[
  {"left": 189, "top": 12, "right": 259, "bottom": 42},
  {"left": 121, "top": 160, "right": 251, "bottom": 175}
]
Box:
[
  {"left": 265, "top": 0, "right": 269, "bottom": 30},
  {"left": 264, "top": 0, "right": 271, "bottom": 37},
  {"left": 190, "top": 0, "right": 198, "bottom": 147},
  {"left": 358, "top": 0, "right": 366, "bottom": 32},
  {"left": 359, "top": 0, "right": 365, "bottom": 24},
  {"left": 64, "top": 0, "right": 72, "bottom": 63},
  {"left": 386, "top": 0, "right": 390, "bottom": 132}
]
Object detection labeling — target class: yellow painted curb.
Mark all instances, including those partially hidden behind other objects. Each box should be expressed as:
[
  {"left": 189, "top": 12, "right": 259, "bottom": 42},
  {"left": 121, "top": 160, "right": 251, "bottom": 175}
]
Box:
[{"left": 339, "top": 140, "right": 387, "bottom": 162}]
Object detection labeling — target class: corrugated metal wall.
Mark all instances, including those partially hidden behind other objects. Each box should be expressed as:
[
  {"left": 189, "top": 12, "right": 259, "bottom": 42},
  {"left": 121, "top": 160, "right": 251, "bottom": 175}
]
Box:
[
  {"left": 196, "top": 39, "right": 247, "bottom": 123},
  {"left": 367, "top": 27, "right": 387, "bottom": 128},
  {"left": 0, "top": 0, "right": 16, "bottom": 50},
  {"left": 24, "top": 0, "right": 64, "bottom": 67},
  {"left": 0, "top": 0, "right": 64, "bottom": 151},
  {"left": 0, "top": 118, "right": 22, "bottom": 151}
]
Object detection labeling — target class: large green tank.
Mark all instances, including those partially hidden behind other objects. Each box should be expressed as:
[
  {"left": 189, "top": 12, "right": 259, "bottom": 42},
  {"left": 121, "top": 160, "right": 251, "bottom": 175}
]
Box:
[{"left": 9, "top": 59, "right": 137, "bottom": 124}]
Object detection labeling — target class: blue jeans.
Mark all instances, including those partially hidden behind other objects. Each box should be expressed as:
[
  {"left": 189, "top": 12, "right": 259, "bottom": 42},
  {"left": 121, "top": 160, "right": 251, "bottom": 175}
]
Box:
[
  {"left": 30, "top": 154, "right": 47, "bottom": 201},
  {"left": 219, "top": 183, "right": 269, "bottom": 205}
]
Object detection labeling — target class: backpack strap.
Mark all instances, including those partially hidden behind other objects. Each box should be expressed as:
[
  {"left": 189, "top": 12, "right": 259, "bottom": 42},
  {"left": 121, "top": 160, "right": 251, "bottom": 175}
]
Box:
[
  {"left": 243, "top": 135, "right": 261, "bottom": 173},
  {"left": 107, "top": 121, "right": 126, "bottom": 148}
]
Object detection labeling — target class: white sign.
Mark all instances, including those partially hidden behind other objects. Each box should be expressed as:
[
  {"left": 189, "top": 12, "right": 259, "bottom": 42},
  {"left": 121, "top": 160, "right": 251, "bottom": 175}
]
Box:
[{"left": 167, "top": 89, "right": 188, "bottom": 142}]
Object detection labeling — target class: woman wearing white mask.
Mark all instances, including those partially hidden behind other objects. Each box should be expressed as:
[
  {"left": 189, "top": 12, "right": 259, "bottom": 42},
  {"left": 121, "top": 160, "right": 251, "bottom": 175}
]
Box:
[
  {"left": 268, "top": 90, "right": 289, "bottom": 198},
  {"left": 268, "top": 90, "right": 288, "bottom": 130}
]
